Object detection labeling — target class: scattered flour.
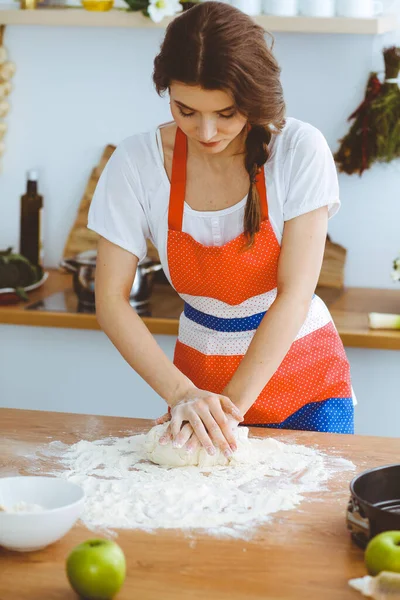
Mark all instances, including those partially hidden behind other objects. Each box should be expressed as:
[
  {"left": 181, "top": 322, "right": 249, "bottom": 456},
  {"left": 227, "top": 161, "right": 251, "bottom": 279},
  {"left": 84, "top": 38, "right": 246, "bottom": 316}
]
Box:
[{"left": 55, "top": 427, "right": 355, "bottom": 538}]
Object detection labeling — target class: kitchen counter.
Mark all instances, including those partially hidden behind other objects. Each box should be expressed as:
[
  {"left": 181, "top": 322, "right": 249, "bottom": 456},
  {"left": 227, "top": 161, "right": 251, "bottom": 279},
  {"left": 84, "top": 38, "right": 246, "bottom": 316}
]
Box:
[
  {"left": 1, "top": 408, "right": 399, "bottom": 600},
  {"left": 0, "top": 269, "right": 399, "bottom": 349}
]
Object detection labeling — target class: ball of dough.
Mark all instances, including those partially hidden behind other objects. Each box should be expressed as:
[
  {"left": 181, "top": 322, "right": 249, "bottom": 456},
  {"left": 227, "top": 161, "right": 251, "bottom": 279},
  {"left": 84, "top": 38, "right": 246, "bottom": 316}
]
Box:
[{"left": 144, "top": 423, "right": 250, "bottom": 468}]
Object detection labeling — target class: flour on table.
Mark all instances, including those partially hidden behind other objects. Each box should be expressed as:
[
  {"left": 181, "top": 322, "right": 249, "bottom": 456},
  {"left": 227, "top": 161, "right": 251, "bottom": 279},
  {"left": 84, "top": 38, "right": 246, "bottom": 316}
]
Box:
[{"left": 52, "top": 426, "right": 355, "bottom": 538}]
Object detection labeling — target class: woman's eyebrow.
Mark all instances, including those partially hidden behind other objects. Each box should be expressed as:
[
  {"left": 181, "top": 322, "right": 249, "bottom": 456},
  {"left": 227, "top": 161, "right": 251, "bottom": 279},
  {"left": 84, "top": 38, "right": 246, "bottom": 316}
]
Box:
[{"left": 174, "top": 100, "right": 235, "bottom": 112}]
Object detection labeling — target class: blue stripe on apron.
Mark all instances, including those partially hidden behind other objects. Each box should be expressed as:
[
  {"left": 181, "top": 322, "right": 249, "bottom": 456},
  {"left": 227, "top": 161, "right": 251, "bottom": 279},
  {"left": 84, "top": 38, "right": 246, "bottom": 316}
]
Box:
[
  {"left": 246, "top": 398, "right": 354, "bottom": 434},
  {"left": 184, "top": 302, "right": 266, "bottom": 332}
]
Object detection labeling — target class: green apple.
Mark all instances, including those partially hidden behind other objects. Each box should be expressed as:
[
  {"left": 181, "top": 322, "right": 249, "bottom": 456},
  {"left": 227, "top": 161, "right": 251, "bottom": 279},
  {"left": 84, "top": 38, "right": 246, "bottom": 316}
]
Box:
[
  {"left": 365, "top": 531, "right": 400, "bottom": 576},
  {"left": 66, "top": 539, "right": 126, "bottom": 600}
]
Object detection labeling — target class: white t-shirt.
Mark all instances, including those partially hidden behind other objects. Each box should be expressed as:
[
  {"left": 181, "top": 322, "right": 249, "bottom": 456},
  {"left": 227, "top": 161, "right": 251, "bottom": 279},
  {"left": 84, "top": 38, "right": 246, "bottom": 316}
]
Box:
[{"left": 87, "top": 117, "right": 340, "bottom": 282}]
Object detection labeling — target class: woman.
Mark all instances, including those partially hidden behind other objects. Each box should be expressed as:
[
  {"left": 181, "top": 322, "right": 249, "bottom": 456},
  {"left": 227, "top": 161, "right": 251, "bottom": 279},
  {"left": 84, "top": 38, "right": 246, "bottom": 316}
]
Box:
[{"left": 88, "top": 1, "right": 355, "bottom": 459}]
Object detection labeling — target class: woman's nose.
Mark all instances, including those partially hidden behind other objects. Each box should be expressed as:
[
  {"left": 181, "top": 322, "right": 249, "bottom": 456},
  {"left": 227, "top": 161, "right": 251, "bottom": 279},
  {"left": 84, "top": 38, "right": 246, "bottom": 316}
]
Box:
[{"left": 198, "top": 119, "right": 217, "bottom": 142}]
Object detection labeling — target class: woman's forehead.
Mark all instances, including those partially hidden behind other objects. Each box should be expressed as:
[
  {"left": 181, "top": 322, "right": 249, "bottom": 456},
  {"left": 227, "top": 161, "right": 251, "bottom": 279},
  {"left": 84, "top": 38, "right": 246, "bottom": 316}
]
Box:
[{"left": 169, "top": 83, "right": 234, "bottom": 112}]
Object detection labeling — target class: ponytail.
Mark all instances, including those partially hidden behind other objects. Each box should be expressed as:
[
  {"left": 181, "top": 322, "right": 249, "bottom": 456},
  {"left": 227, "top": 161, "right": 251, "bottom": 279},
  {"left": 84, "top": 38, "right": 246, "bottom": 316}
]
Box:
[{"left": 243, "top": 125, "right": 272, "bottom": 247}]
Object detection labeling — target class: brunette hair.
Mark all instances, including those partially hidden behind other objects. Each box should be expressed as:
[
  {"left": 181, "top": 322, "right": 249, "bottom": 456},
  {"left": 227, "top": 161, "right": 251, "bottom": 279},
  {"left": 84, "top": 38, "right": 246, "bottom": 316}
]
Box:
[{"left": 153, "top": 1, "right": 286, "bottom": 246}]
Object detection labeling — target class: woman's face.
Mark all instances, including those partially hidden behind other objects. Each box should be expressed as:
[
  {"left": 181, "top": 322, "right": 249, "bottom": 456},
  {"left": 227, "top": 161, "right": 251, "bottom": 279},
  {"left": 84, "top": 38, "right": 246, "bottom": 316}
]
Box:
[{"left": 169, "top": 82, "right": 247, "bottom": 154}]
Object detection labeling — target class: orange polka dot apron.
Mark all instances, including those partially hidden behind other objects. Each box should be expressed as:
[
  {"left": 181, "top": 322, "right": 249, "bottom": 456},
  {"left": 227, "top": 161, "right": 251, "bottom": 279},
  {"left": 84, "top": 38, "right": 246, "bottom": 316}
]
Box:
[{"left": 166, "top": 128, "right": 354, "bottom": 434}]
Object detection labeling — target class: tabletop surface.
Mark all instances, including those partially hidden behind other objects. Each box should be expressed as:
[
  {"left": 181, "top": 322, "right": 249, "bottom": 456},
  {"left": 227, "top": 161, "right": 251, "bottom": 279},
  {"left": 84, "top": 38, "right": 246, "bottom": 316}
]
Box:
[{"left": 1, "top": 408, "right": 399, "bottom": 600}]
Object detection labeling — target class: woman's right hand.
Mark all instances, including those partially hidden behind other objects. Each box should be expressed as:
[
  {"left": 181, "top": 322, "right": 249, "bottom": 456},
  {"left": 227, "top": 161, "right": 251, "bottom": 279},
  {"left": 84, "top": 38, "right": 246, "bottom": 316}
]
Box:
[{"left": 158, "top": 387, "right": 244, "bottom": 458}]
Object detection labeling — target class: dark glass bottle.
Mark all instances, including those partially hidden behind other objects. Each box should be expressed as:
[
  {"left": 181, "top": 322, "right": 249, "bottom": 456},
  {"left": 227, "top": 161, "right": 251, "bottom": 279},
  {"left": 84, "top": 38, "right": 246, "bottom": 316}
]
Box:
[{"left": 19, "top": 170, "right": 43, "bottom": 266}]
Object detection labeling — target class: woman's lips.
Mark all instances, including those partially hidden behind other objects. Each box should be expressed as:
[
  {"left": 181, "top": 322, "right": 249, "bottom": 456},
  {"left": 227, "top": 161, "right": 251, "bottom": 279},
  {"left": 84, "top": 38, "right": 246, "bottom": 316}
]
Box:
[{"left": 199, "top": 140, "right": 221, "bottom": 147}]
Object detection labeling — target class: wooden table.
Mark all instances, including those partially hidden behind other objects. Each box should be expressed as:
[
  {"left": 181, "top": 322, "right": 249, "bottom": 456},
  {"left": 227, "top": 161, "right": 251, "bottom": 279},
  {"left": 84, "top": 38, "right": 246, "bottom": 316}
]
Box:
[
  {"left": 1, "top": 409, "right": 399, "bottom": 600},
  {"left": 0, "top": 270, "right": 399, "bottom": 349}
]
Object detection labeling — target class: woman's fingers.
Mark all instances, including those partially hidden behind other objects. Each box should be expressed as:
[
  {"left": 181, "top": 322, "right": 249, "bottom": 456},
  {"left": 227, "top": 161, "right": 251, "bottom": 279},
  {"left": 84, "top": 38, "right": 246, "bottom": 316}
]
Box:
[
  {"left": 198, "top": 409, "right": 234, "bottom": 458},
  {"left": 170, "top": 413, "right": 184, "bottom": 440},
  {"left": 166, "top": 391, "right": 242, "bottom": 455},
  {"left": 185, "top": 433, "right": 200, "bottom": 454},
  {"left": 209, "top": 402, "right": 237, "bottom": 451},
  {"left": 187, "top": 412, "right": 215, "bottom": 455},
  {"left": 158, "top": 423, "right": 172, "bottom": 445},
  {"left": 172, "top": 423, "right": 193, "bottom": 449},
  {"left": 220, "top": 396, "right": 244, "bottom": 422},
  {"left": 155, "top": 412, "right": 171, "bottom": 425}
]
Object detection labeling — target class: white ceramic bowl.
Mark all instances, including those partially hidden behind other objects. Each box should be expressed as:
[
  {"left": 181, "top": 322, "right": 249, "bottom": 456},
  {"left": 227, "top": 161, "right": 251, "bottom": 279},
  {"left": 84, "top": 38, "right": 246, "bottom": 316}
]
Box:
[{"left": 0, "top": 476, "right": 84, "bottom": 552}]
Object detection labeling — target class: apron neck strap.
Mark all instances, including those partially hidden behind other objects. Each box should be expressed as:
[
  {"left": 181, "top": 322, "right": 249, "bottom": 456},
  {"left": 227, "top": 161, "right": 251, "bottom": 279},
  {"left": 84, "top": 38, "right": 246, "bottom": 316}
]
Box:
[
  {"left": 168, "top": 127, "right": 269, "bottom": 231},
  {"left": 168, "top": 127, "right": 187, "bottom": 232}
]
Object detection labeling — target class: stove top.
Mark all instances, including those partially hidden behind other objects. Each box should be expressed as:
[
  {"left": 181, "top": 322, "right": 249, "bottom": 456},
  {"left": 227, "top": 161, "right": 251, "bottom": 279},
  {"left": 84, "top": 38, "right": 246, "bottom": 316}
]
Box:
[{"left": 25, "top": 289, "right": 152, "bottom": 317}]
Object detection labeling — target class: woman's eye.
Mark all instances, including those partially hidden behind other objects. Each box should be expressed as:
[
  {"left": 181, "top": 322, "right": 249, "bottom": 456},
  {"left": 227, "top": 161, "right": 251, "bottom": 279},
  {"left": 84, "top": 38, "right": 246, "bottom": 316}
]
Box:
[
  {"left": 219, "top": 112, "right": 236, "bottom": 119},
  {"left": 178, "top": 108, "right": 195, "bottom": 118}
]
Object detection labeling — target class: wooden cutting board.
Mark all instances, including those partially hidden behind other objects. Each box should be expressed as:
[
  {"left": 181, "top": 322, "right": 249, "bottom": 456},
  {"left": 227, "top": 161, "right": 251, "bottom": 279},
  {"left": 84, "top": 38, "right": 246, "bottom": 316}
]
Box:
[
  {"left": 62, "top": 145, "right": 116, "bottom": 259},
  {"left": 62, "top": 144, "right": 159, "bottom": 262}
]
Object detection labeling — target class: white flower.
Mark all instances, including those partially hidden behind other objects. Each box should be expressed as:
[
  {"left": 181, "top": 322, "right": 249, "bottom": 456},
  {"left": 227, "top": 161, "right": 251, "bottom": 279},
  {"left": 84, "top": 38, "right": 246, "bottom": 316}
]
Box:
[
  {"left": 392, "top": 269, "right": 400, "bottom": 283},
  {"left": 148, "top": 0, "right": 183, "bottom": 23}
]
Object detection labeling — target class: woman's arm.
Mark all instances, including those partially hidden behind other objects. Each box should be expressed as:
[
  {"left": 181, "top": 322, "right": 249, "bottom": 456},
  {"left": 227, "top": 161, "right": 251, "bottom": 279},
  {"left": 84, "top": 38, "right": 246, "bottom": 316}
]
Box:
[
  {"left": 95, "top": 237, "right": 242, "bottom": 454},
  {"left": 95, "top": 237, "right": 193, "bottom": 406},
  {"left": 222, "top": 206, "right": 329, "bottom": 414}
]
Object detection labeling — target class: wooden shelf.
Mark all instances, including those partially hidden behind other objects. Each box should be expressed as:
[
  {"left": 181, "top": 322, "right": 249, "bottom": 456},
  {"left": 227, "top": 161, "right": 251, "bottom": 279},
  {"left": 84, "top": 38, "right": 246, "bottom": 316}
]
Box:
[{"left": 0, "top": 7, "right": 397, "bottom": 34}]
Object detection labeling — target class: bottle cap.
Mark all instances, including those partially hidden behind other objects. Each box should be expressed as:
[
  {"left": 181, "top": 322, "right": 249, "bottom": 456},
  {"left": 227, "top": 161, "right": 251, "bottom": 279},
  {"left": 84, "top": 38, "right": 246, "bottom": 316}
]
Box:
[{"left": 27, "top": 169, "right": 38, "bottom": 182}]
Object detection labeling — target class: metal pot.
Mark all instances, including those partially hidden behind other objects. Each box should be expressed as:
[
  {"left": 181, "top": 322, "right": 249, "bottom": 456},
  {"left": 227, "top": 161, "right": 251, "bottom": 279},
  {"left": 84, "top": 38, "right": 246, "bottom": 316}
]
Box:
[
  {"left": 60, "top": 250, "right": 163, "bottom": 308},
  {"left": 347, "top": 464, "right": 400, "bottom": 549}
]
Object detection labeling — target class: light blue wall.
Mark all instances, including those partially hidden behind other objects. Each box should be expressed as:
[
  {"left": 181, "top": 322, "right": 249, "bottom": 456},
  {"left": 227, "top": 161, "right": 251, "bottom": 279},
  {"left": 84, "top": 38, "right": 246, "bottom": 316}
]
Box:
[
  {"left": 0, "top": 6, "right": 399, "bottom": 435},
  {"left": 0, "top": 11, "right": 399, "bottom": 285}
]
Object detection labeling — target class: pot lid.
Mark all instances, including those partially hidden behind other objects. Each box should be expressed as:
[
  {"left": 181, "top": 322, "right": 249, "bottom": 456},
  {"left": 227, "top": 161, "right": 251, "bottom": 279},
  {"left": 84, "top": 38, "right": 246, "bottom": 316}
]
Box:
[{"left": 73, "top": 250, "right": 97, "bottom": 266}]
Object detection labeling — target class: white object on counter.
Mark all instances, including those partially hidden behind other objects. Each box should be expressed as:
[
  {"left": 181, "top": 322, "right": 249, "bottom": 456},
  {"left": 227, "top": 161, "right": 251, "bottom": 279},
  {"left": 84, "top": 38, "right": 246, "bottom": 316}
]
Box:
[
  {"left": 231, "top": 0, "right": 261, "bottom": 15},
  {"left": 0, "top": 476, "right": 84, "bottom": 552},
  {"left": 336, "top": 0, "right": 383, "bottom": 18},
  {"left": 262, "top": 0, "right": 298, "bottom": 16},
  {"left": 349, "top": 572, "right": 400, "bottom": 598},
  {"left": 369, "top": 312, "right": 400, "bottom": 330},
  {"left": 299, "top": 0, "right": 335, "bottom": 17}
]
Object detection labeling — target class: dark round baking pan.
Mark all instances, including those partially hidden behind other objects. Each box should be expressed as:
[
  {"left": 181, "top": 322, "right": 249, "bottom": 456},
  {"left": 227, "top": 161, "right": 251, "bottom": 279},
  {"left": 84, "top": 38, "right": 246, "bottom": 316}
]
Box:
[{"left": 347, "top": 464, "right": 400, "bottom": 549}]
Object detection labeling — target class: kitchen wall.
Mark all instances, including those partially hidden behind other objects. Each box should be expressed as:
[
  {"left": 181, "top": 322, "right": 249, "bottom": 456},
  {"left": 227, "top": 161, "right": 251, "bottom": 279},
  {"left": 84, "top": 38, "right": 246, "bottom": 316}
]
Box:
[
  {"left": 0, "top": 6, "right": 399, "bottom": 287},
  {"left": 1, "top": 4, "right": 399, "bottom": 435}
]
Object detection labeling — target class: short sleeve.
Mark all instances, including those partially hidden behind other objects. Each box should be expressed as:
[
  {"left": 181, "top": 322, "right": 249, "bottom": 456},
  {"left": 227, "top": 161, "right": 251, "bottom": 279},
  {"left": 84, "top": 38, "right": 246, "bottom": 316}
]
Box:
[
  {"left": 87, "top": 142, "right": 150, "bottom": 262},
  {"left": 283, "top": 127, "right": 340, "bottom": 222}
]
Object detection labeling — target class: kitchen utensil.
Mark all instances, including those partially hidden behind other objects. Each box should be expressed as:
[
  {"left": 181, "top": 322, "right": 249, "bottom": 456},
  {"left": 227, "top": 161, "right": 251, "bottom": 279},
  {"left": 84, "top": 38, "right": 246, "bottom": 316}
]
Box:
[
  {"left": 60, "top": 250, "right": 163, "bottom": 308},
  {"left": 263, "top": 0, "right": 298, "bottom": 16},
  {"left": 231, "top": 0, "right": 261, "bottom": 15},
  {"left": 347, "top": 464, "right": 400, "bottom": 549},
  {"left": 0, "top": 476, "right": 84, "bottom": 552},
  {"left": 336, "top": 0, "right": 383, "bottom": 18},
  {"left": 299, "top": 0, "right": 335, "bottom": 17}
]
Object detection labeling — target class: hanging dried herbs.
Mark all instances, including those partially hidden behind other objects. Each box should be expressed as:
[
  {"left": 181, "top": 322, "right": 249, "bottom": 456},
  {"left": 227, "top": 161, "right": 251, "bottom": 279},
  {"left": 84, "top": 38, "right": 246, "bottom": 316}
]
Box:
[{"left": 334, "top": 46, "right": 400, "bottom": 176}]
